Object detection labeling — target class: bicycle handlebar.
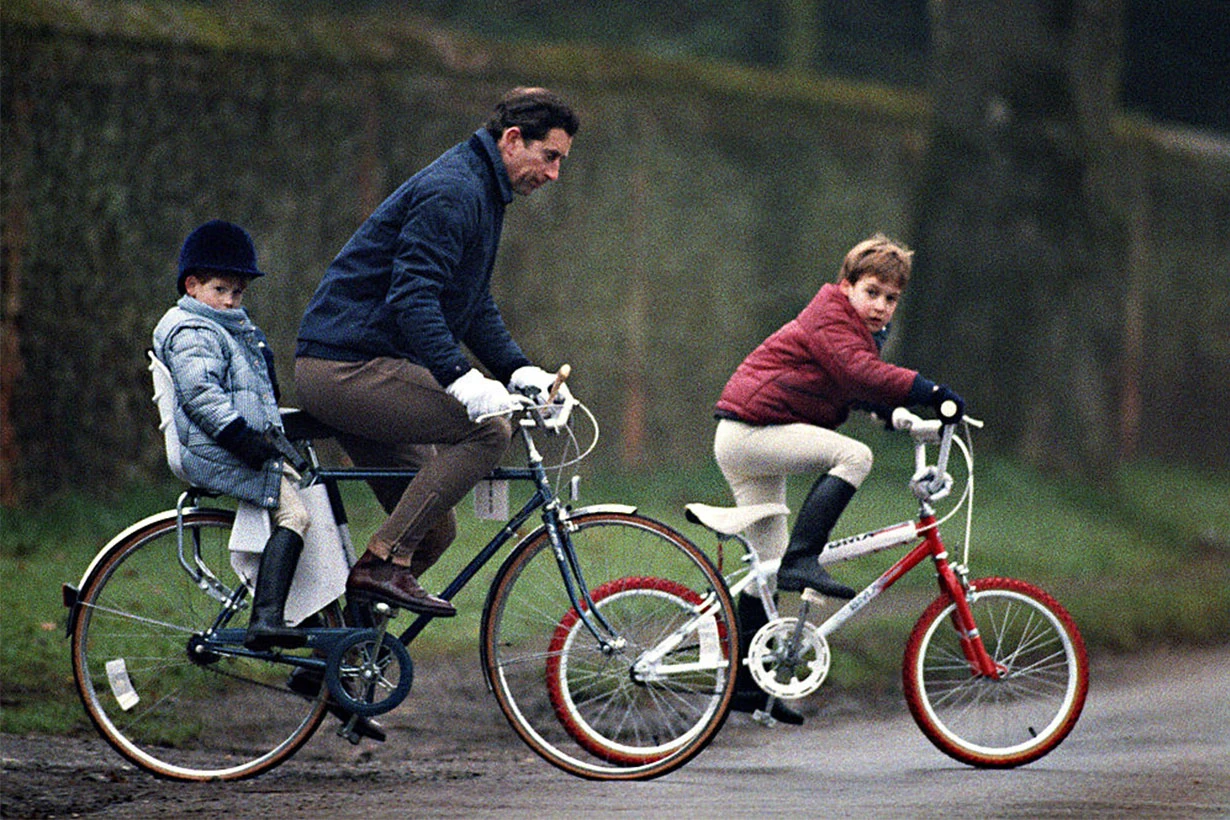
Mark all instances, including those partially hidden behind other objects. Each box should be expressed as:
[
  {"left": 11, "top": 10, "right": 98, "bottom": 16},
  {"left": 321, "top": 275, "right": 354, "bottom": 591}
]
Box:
[
  {"left": 892, "top": 407, "right": 983, "bottom": 506},
  {"left": 473, "top": 364, "right": 575, "bottom": 426},
  {"left": 891, "top": 407, "right": 944, "bottom": 441},
  {"left": 891, "top": 407, "right": 984, "bottom": 440}
]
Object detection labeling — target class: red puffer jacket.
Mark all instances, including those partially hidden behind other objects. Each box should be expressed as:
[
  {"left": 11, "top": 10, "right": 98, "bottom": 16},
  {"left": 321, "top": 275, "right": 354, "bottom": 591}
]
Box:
[{"left": 715, "top": 283, "right": 919, "bottom": 429}]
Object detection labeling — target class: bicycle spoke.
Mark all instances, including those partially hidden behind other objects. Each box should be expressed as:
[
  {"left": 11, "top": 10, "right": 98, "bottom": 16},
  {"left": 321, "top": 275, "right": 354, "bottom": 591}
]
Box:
[{"left": 70, "top": 511, "right": 337, "bottom": 781}]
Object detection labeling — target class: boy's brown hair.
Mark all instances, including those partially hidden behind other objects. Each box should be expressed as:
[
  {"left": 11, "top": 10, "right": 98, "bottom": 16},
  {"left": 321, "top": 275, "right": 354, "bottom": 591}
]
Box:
[{"left": 837, "top": 233, "right": 913, "bottom": 288}]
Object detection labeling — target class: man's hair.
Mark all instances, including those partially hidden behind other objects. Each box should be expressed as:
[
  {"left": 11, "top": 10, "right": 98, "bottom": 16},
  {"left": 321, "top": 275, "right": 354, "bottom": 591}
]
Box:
[
  {"left": 485, "top": 87, "right": 579, "bottom": 142},
  {"left": 837, "top": 233, "right": 913, "bottom": 288}
]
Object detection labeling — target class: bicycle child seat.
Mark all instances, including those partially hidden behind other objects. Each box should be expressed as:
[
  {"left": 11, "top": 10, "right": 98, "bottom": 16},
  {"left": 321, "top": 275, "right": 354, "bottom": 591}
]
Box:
[{"left": 148, "top": 350, "right": 190, "bottom": 484}]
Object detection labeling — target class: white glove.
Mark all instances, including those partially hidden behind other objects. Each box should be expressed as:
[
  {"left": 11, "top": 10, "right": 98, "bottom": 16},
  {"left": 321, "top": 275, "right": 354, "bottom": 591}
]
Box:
[
  {"left": 509, "top": 365, "right": 555, "bottom": 398},
  {"left": 446, "top": 369, "right": 519, "bottom": 421},
  {"left": 509, "top": 365, "right": 574, "bottom": 406}
]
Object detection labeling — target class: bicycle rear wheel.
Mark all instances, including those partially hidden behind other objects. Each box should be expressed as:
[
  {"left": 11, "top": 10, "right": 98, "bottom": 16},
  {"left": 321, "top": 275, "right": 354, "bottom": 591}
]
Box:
[
  {"left": 902, "top": 576, "right": 1089, "bottom": 768},
  {"left": 481, "top": 511, "right": 738, "bottom": 780},
  {"left": 69, "top": 508, "right": 339, "bottom": 781}
]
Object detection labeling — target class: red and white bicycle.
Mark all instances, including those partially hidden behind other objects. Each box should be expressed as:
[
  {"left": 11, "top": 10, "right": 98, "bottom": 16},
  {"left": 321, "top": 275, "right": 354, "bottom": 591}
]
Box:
[{"left": 685, "top": 407, "right": 1089, "bottom": 768}]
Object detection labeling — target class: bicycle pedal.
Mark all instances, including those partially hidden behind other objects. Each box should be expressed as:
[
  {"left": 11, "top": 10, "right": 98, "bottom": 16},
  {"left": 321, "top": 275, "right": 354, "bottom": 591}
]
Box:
[
  {"left": 336, "top": 723, "right": 363, "bottom": 745},
  {"left": 751, "top": 709, "right": 778, "bottom": 728},
  {"left": 801, "top": 588, "right": 828, "bottom": 606}
]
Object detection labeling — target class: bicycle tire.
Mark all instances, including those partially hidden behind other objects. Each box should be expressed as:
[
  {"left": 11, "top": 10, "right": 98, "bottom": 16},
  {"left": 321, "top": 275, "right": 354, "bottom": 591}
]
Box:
[
  {"left": 69, "top": 508, "right": 340, "bottom": 782},
  {"left": 546, "top": 576, "right": 727, "bottom": 765},
  {"left": 481, "top": 511, "right": 738, "bottom": 780},
  {"left": 902, "top": 576, "right": 1089, "bottom": 768}
]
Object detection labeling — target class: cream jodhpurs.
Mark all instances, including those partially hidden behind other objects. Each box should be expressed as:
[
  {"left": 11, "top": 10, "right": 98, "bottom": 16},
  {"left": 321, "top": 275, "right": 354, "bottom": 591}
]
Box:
[
  {"left": 713, "top": 419, "right": 873, "bottom": 563},
  {"left": 271, "top": 468, "right": 311, "bottom": 537}
]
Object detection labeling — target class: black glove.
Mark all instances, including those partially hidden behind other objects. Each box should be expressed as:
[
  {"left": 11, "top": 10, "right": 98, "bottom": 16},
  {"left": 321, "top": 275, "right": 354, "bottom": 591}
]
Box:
[
  {"left": 930, "top": 385, "right": 965, "bottom": 422},
  {"left": 218, "top": 419, "right": 280, "bottom": 469}
]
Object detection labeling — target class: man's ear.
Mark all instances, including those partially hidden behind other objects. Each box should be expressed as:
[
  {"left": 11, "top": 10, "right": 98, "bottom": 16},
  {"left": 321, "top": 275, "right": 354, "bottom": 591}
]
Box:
[{"left": 498, "top": 126, "right": 523, "bottom": 150}]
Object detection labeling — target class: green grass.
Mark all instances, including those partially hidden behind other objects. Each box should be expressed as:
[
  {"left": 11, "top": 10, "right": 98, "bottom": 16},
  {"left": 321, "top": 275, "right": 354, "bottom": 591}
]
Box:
[{"left": 4, "top": 447, "right": 1229, "bottom": 735}]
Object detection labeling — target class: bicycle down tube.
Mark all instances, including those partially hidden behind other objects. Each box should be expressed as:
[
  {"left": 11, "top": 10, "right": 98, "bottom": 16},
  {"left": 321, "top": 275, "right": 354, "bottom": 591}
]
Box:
[{"left": 805, "top": 517, "right": 1001, "bottom": 680}]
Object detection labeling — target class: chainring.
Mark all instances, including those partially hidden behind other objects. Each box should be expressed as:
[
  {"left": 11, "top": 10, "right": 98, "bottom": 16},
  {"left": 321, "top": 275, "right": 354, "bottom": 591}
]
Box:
[
  {"left": 324, "top": 629, "right": 413, "bottom": 716},
  {"left": 744, "top": 617, "right": 830, "bottom": 700}
]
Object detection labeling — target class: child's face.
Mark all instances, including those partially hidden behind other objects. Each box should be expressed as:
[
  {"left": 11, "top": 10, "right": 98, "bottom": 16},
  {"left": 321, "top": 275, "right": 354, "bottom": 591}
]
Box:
[
  {"left": 839, "top": 275, "right": 901, "bottom": 334},
  {"left": 185, "top": 273, "right": 248, "bottom": 311}
]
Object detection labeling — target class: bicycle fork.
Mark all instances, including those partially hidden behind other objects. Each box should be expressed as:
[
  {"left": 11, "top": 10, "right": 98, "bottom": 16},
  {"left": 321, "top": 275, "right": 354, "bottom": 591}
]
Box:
[{"left": 933, "top": 555, "right": 1004, "bottom": 680}]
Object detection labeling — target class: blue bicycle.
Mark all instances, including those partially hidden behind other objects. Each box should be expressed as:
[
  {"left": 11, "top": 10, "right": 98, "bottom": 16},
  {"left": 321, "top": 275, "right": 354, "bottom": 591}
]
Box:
[{"left": 64, "top": 372, "right": 741, "bottom": 782}]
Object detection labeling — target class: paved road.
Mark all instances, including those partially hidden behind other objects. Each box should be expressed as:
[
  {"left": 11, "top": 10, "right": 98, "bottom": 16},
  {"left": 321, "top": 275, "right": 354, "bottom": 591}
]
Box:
[
  {"left": 3, "top": 646, "right": 1227, "bottom": 817},
  {"left": 406, "top": 645, "right": 1230, "bottom": 818}
]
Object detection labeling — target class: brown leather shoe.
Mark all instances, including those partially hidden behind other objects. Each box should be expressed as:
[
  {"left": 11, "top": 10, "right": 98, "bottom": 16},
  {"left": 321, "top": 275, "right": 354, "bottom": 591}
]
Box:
[{"left": 346, "top": 552, "right": 456, "bottom": 617}]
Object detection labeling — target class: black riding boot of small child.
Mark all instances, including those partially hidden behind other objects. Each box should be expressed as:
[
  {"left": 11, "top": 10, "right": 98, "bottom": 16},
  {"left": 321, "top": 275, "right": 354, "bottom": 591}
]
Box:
[
  {"left": 776, "top": 475, "right": 858, "bottom": 599},
  {"left": 244, "top": 527, "right": 307, "bottom": 650},
  {"left": 729, "top": 592, "right": 805, "bottom": 725}
]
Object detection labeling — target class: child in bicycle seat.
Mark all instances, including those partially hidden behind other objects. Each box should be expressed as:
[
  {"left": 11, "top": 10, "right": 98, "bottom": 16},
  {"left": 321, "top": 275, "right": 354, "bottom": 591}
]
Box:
[
  {"left": 712, "top": 233, "right": 964, "bottom": 724},
  {"left": 151, "top": 220, "right": 311, "bottom": 652}
]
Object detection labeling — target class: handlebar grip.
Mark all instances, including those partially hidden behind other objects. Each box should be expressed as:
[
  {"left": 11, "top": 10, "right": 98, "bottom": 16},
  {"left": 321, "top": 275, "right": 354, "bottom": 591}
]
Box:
[{"left": 891, "top": 407, "right": 917, "bottom": 431}]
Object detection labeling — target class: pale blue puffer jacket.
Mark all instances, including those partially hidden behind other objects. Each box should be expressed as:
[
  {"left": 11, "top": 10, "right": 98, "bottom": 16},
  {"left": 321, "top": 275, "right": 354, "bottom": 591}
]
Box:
[{"left": 152, "top": 295, "right": 284, "bottom": 508}]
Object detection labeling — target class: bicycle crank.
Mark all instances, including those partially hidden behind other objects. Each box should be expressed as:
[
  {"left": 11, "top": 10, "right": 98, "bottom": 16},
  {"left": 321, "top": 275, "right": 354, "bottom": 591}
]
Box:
[
  {"left": 324, "top": 629, "right": 413, "bottom": 716},
  {"left": 744, "top": 617, "right": 830, "bottom": 700}
]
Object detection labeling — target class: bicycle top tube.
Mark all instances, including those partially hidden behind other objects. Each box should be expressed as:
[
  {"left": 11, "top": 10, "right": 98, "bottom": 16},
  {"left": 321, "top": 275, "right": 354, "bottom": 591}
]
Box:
[
  {"left": 284, "top": 400, "right": 620, "bottom": 649},
  {"left": 311, "top": 465, "right": 537, "bottom": 483}
]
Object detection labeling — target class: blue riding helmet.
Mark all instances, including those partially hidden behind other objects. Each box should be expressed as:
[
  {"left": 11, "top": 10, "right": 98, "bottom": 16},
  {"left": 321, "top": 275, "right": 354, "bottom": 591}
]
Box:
[{"left": 177, "top": 219, "right": 266, "bottom": 294}]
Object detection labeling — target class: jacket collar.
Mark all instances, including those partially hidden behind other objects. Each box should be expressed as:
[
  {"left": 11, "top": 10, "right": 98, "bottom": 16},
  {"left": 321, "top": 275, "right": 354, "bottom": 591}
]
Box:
[
  {"left": 471, "top": 128, "right": 514, "bottom": 205},
  {"left": 177, "top": 294, "right": 253, "bottom": 333}
]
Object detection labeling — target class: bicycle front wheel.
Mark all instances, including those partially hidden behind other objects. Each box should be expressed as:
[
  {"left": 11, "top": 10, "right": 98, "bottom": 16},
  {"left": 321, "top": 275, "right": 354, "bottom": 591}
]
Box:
[
  {"left": 902, "top": 576, "right": 1089, "bottom": 768},
  {"left": 69, "top": 508, "right": 338, "bottom": 781},
  {"left": 481, "top": 511, "right": 738, "bottom": 780}
]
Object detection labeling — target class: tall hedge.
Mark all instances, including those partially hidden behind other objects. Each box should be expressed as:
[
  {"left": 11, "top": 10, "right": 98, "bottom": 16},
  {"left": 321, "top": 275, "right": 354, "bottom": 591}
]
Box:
[{"left": 2, "top": 1, "right": 1227, "bottom": 506}]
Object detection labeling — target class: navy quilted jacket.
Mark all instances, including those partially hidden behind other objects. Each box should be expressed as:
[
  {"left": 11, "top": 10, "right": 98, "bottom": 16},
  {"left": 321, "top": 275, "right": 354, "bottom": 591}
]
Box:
[{"left": 296, "top": 128, "right": 531, "bottom": 388}]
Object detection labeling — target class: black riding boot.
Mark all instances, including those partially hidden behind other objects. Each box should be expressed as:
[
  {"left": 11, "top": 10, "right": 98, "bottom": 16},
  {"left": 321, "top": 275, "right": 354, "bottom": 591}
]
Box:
[
  {"left": 777, "top": 475, "right": 858, "bottom": 599},
  {"left": 244, "top": 527, "right": 307, "bottom": 650},
  {"left": 729, "top": 593, "right": 805, "bottom": 725}
]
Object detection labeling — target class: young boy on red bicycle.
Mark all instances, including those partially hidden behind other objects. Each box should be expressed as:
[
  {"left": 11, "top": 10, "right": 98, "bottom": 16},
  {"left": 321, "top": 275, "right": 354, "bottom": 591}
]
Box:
[{"left": 712, "top": 233, "right": 964, "bottom": 723}]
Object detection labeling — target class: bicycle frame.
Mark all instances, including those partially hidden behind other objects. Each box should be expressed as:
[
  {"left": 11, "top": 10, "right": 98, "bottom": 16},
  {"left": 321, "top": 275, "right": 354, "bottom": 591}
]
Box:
[
  {"left": 813, "top": 518, "right": 1000, "bottom": 679},
  {"left": 305, "top": 420, "right": 621, "bottom": 650},
  {"left": 722, "top": 417, "right": 1003, "bottom": 681}
]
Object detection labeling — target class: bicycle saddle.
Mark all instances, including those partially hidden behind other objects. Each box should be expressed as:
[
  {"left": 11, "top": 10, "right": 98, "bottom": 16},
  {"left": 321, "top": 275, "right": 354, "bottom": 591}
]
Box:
[{"left": 684, "top": 502, "right": 790, "bottom": 537}]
